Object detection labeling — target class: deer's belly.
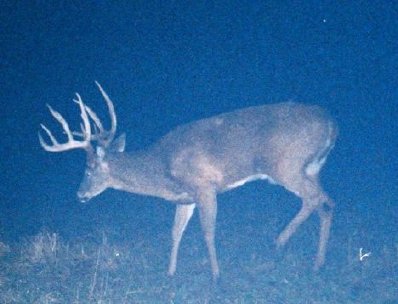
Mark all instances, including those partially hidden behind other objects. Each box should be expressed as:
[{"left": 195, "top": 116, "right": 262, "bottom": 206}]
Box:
[{"left": 224, "top": 174, "right": 276, "bottom": 191}]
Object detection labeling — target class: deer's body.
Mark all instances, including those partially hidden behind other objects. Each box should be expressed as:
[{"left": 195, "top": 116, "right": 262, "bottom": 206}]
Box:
[
  {"left": 40, "top": 84, "right": 337, "bottom": 280},
  {"left": 104, "top": 103, "right": 335, "bottom": 200}
]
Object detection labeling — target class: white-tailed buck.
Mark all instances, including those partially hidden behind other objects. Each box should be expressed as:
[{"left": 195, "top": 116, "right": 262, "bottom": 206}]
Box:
[{"left": 39, "top": 82, "right": 337, "bottom": 279}]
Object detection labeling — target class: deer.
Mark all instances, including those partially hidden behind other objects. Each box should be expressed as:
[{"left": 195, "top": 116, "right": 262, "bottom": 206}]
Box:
[{"left": 39, "top": 82, "right": 338, "bottom": 280}]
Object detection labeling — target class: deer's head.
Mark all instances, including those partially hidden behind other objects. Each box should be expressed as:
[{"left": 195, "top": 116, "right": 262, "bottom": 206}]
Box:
[{"left": 39, "top": 82, "right": 124, "bottom": 202}]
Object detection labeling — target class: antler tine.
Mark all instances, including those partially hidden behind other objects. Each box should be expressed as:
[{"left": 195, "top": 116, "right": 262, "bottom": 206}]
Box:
[
  {"left": 82, "top": 104, "right": 104, "bottom": 139},
  {"left": 95, "top": 81, "right": 117, "bottom": 143},
  {"left": 73, "top": 93, "right": 92, "bottom": 140},
  {"left": 38, "top": 95, "right": 93, "bottom": 153},
  {"left": 39, "top": 83, "right": 116, "bottom": 152},
  {"left": 46, "top": 104, "right": 74, "bottom": 141},
  {"left": 39, "top": 123, "right": 59, "bottom": 147}
]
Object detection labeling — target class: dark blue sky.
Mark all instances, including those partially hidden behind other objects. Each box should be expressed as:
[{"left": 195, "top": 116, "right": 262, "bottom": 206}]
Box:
[{"left": 1, "top": 1, "right": 397, "bottom": 242}]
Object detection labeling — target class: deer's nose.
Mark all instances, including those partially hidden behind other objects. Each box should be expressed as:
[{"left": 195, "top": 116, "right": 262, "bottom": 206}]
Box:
[{"left": 77, "top": 192, "right": 90, "bottom": 203}]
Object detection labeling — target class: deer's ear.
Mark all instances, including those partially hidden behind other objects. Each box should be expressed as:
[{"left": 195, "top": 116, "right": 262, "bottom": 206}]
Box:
[{"left": 111, "top": 133, "right": 126, "bottom": 152}]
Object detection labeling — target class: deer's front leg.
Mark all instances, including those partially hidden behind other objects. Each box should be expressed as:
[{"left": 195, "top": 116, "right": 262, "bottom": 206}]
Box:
[
  {"left": 168, "top": 203, "right": 195, "bottom": 276},
  {"left": 197, "top": 190, "right": 219, "bottom": 280}
]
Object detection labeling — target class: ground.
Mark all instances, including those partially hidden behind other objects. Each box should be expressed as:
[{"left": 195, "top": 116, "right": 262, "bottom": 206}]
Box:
[{"left": 1, "top": 187, "right": 397, "bottom": 303}]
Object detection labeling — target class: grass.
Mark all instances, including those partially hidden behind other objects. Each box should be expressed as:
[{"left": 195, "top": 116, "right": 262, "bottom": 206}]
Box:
[
  {"left": 1, "top": 187, "right": 397, "bottom": 303},
  {"left": 0, "top": 223, "right": 397, "bottom": 303}
]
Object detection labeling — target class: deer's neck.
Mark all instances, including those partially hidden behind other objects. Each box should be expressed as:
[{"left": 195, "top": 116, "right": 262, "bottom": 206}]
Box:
[{"left": 107, "top": 151, "right": 191, "bottom": 202}]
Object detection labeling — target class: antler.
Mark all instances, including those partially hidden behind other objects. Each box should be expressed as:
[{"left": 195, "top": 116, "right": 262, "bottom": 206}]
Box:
[
  {"left": 39, "top": 82, "right": 117, "bottom": 152},
  {"left": 86, "top": 81, "right": 117, "bottom": 145}
]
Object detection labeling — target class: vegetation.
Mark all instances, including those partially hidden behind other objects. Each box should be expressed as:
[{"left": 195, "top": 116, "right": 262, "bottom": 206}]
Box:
[{"left": 0, "top": 223, "right": 396, "bottom": 303}]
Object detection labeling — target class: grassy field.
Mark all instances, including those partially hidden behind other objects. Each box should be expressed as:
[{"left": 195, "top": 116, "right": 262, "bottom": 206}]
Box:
[
  {"left": 1, "top": 185, "right": 397, "bottom": 303},
  {"left": 0, "top": 220, "right": 397, "bottom": 304}
]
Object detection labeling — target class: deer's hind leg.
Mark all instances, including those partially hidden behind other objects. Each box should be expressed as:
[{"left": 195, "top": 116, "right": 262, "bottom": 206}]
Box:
[
  {"left": 314, "top": 197, "right": 334, "bottom": 270},
  {"left": 275, "top": 163, "right": 333, "bottom": 268}
]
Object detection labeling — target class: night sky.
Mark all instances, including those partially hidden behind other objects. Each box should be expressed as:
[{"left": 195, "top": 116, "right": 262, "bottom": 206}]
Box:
[{"left": 1, "top": 0, "right": 397, "bottom": 268}]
